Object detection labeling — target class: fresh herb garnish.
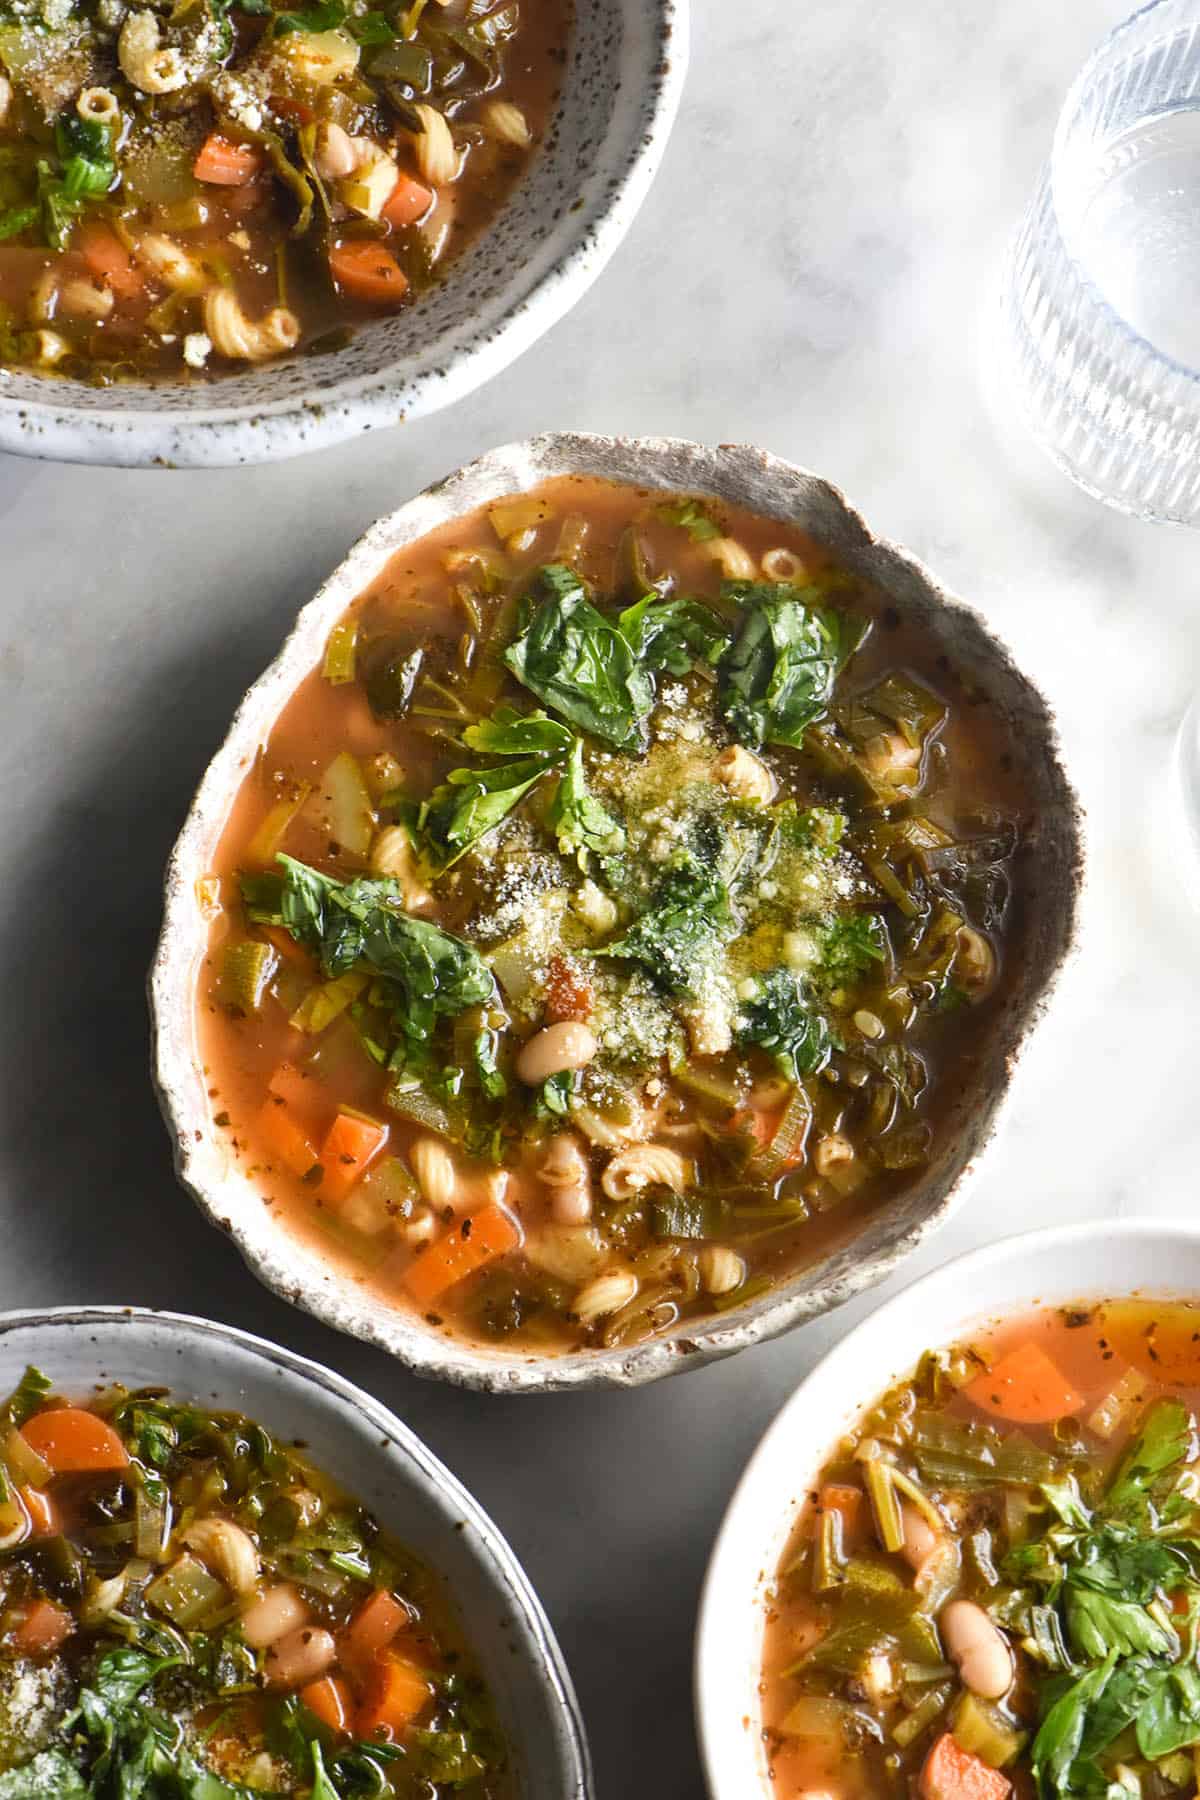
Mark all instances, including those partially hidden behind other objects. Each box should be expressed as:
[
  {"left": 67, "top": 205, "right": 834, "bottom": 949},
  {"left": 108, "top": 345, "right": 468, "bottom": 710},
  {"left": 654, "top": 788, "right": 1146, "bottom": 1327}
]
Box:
[{"left": 601, "top": 858, "right": 735, "bottom": 996}]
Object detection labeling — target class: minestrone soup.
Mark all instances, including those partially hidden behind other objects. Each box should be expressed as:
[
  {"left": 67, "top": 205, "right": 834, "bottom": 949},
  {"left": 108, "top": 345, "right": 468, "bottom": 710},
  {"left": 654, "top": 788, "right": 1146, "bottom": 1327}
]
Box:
[
  {"left": 0, "top": 0, "right": 566, "bottom": 380},
  {"left": 0, "top": 1366, "right": 508, "bottom": 1794},
  {"left": 761, "top": 1300, "right": 1200, "bottom": 1800},
  {"left": 197, "top": 474, "right": 1030, "bottom": 1355}
]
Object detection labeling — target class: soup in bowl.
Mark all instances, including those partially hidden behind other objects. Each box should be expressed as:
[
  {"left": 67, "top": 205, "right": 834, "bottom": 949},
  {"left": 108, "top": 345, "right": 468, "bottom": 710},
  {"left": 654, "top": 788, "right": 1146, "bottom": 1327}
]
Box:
[
  {"left": 151, "top": 434, "right": 1081, "bottom": 1389},
  {"left": 0, "top": 1305, "right": 590, "bottom": 1796},
  {"left": 696, "top": 1223, "right": 1200, "bottom": 1800}
]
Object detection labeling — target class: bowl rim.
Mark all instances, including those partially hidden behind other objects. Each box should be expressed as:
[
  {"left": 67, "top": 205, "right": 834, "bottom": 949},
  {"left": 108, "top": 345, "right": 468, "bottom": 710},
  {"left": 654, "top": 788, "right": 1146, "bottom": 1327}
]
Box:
[
  {"left": 149, "top": 430, "right": 1085, "bottom": 1392},
  {"left": 0, "top": 0, "right": 687, "bottom": 469},
  {"left": 693, "top": 1218, "right": 1200, "bottom": 1800},
  {"left": 0, "top": 1301, "right": 593, "bottom": 1798}
]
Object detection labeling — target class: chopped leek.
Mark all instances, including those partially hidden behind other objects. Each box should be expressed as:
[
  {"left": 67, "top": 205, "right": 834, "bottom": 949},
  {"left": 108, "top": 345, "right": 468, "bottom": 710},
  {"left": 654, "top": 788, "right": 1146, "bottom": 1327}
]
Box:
[
  {"left": 145, "top": 1554, "right": 228, "bottom": 1628},
  {"left": 220, "top": 939, "right": 279, "bottom": 1014},
  {"left": 322, "top": 620, "right": 358, "bottom": 686}
]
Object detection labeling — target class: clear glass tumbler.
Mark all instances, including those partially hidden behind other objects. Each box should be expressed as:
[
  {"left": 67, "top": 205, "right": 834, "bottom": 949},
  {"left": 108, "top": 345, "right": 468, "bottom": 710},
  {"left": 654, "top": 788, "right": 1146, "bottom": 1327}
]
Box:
[{"left": 1000, "top": 0, "right": 1200, "bottom": 525}]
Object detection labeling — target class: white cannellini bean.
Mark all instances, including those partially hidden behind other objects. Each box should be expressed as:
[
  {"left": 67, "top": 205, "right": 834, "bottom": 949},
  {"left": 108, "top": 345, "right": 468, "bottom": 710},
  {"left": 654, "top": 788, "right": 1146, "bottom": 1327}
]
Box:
[
  {"left": 573, "top": 1270, "right": 638, "bottom": 1322},
  {"left": 899, "top": 1503, "right": 941, "bottom": 1573},
  {"left": 940, "top": 1598, "right": 1013, "bottom": 1699},
  {"left": 182, "top": 1517, "right": 259, "bottom": 1594},
  {"left": 313, "top": 120, "right": 359, "bottom": 179},
  {"left": 57, "top": 279, "right": 113, "bottom": 321},
  {"left": 515, "top": 1021, "right": 597, "bottom": 1085},
  {"left": 240, "top": 1582, "right": 308, "bottom": 1649},
  {"left": 264, "top": 1624, "right": 337, "bottom": 1688}
]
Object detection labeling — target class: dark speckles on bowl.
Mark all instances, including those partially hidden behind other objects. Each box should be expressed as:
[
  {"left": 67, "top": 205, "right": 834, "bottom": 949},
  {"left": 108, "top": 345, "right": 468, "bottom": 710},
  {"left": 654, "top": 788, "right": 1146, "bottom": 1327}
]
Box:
[{"left": 0, "top": 1, "right": 687, "bottom": 468}]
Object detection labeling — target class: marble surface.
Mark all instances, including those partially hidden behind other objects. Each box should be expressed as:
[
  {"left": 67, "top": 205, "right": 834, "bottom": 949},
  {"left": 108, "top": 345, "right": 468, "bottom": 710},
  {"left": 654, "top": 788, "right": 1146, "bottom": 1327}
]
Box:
[{"left": 1, "top": 1, "right": 1197, "bottom": 1793}]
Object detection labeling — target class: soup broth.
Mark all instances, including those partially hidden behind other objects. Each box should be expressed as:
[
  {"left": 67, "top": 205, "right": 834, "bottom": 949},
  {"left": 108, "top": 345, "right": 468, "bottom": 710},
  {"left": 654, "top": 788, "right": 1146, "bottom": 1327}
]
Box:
[
  {"left": 197, "top": 474, "right": 1031, "bottom": 1355},
  {"left": 0, "top": 0, "right": 567, "bottom": 380},
  {"left": 761, "top": 1300, "right": 1200, "bottom": 1800},
  {"left": 0, "top": 1366, "right": 508, "bottom": 1794}
]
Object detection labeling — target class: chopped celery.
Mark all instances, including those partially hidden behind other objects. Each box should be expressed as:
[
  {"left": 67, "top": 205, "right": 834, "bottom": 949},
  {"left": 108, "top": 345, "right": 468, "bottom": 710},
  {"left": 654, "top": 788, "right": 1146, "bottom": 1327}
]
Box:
[
  {"left": 322, "top": 620, "right": 358, "bottom": 686},
  {"left": 951, "top": 1692, "right": 1026, "bottom": 1768},
  {"left": 863, "top": 1458, "right": 905, "bottom": 1554},
  {"left": 1088, "top": 1367, "right": 1148, "bottom": 1440},
  {"left": 145, "top": 1554, "right": 228, "bottom": 1628},
  {"left": 355, "top": 1154, "right": 419, "bottom": 1217},
  {"left": 892, "top": 1681, "right": 953, "bottom": 1748},
  {"left": 220, "top": 939, "right": 279, "bottom": 1014},
  {"left": 134, "top": 1484, "right": 168, "bottom": 1560},
  {"left": 672, "top": 1064, "right": 744, "bottom": 1111},
  {"left": 246, "top": 782, "right": 311, "bottom": 865},
  {"left": 651, "top": 1194, "right": 726, "bottom": 1240},
  {"left": 753, "top": 1086, "right": 812, "bottom": 1181},
  {"left": 383, "top": 1080, "right": 452, "bottom": 1136},
  {"left": 309, "top": 752, "right": 375, "bottom": 857},
  {"left": 290, "top": 970, "right": 369, "bottom": 1035},
  {"left": 779, "top": 1692, "right": 852, "bottom": 1740},
  {"left": 814, "top": 1507, "right": 847, "bottom": 1593}
]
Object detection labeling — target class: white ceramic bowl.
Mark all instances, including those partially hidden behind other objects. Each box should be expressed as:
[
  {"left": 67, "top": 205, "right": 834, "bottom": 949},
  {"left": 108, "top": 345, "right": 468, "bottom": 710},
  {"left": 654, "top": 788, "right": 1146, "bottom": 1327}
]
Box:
[
  {"left": 695, "top": 1220, "right": 1200, "bottom": 1800},
  {"left": 0, "top": 2, "right": 685, "bottom": 468},
  {"left": 0, "top": 1305, "right": 591, "bottom": 1798},
  {"left": 150, "top": 432, "right": 1083, "bottom": 1392}
]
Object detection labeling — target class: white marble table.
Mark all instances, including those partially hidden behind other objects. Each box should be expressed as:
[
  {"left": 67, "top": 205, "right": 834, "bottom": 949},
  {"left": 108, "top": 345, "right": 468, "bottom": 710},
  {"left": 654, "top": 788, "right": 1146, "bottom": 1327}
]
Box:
[{"left": 1, "top": 1, "right": 1194, "bottom": 1791}]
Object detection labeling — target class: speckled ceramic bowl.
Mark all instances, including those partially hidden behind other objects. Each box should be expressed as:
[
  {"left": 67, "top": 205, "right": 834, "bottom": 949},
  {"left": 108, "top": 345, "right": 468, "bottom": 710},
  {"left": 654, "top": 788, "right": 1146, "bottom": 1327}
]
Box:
[
  {"left": 0, "top": 1305, "right": 591, "bottom": 1795},
  {"left": 149, "top": 432, "right": 1085, "bottom": 1391},
  {"left": 0, "top": 4, "right": 685, "bottom": 468}
]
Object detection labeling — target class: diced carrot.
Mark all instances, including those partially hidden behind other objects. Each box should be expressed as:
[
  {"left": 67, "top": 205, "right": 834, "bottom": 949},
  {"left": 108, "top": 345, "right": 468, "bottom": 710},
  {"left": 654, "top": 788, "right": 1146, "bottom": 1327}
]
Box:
[
  {"left": 21, "top": 1408, "right": 128, "bottom": 1473},
  {"left": 544, "top": 954, "right": 594, "bottom": 1023},
  {"left": 193, "top": 134, "right": 263, "bottom": 186},
  {"left": 817, "top": 1484, "right": 863, "bottom": 1531},
  {"left": 9, "top": 1598, "right": 72, "bottom": 1657},
  {"left": 319, "top": 1111, "right": 389, "bottom": 1205},
  {"left": 19, "top": 1486, "right": 57, "bottom": 1538},
  {"left": 355, "top": 1652, "right": 432, "bottom": 1741},
  {"left": 75, "top": 223, "right": 142, "bottom": 300},
  {"left": 381, "top": 171, "right": 433, "bottom": 228},
  {"left": 920, "top": 1733, "right": 1011, "bottom": 1800},
  {"left": 966, "top": 1342, "right": 1084, "bottom": 1425},
  {"left": 301, "top": 1673, "right": 353, "bottom": 1733},
  {"left": 329, "top": 241, "right": 409, "bottom": 307},
  {"left": 403, "top": 1204, "right": 522, "bottom": 1308},
  {"left": 256, "top": 1099, "right": 321, "bottom": 1180},
  {"left": 345, "top": 1589, "right": 408, "bottom": 1667}
]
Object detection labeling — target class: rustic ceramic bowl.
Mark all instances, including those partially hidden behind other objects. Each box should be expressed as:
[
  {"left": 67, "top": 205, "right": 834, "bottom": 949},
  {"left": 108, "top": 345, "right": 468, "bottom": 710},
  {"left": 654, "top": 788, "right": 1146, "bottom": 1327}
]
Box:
[
  {"left": 150, "top": 432, "right": 1084, "bottom": 1391},
  {"left": 0, "top": 1305, "right": 591, "bottom": 1797},
  {"left": 0, "top": 3, "right": 685, "bottom": 468},
  {"left": 695, "top": 1221, "right": 1200, "bottom": 1800}
]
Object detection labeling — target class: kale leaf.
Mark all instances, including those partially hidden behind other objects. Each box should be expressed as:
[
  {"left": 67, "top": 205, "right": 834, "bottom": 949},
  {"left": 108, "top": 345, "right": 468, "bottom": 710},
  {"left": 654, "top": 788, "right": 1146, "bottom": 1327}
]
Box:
[
  {"left": 736, "top": 968, "right": 832, "bottom": 1082},
  {"left": 243, "top": 856, "right": 493, "bottom": 1041},
  {"left": 503, "top": 565, "right": 654, "bottom": 750},
  {"left": 718, "top": 582, "right": 866, "bottom": 751}
]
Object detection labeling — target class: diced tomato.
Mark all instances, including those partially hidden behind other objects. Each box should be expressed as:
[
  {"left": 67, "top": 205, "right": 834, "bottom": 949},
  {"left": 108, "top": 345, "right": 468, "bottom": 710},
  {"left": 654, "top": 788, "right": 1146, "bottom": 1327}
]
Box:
[
  {"left": 544, "top": 954, "right": 594, "bottom": 1023},
  {"left": 920, "top": 1734, "right": 1011, "bottom": 1800},
  {"left": 9, "top": 1599, "right": 72, "bottom": 1657}
]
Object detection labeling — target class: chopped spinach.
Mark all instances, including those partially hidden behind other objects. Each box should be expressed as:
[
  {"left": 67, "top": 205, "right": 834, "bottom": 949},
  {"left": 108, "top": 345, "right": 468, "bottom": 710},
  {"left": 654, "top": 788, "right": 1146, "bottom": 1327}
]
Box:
[
  {"left": 601, "top": 859, "right": 735, "bottom": 996},
  {"left": 616, "top": 592, "right": 731, "bottom": 675},
  {"left": 718, "top": 582, "right": 866, "bottom": 751},
  {"left": 503, "top": 565, "right": 654, "bottom": 750},
  {"left": 736, "top": 968, "right": 832, "bottom": 1082}
]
